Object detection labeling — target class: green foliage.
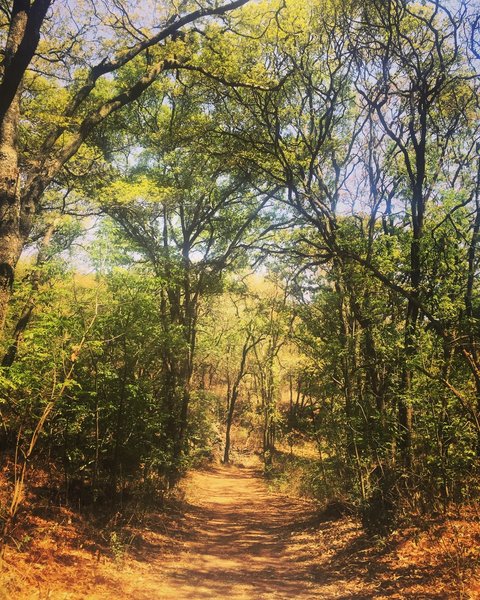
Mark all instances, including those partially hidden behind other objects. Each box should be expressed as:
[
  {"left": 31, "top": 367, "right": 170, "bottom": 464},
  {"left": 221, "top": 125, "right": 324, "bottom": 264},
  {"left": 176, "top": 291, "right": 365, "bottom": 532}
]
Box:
[{"left": 0, "top": 0, "right": 479, "bottom": 542}]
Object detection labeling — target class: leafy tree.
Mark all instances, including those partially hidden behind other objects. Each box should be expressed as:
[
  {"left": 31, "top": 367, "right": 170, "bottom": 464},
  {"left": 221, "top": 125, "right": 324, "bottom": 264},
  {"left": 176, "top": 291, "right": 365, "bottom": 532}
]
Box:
[{"left": 0, "top": 0, "right": 249, "bottom": 330}]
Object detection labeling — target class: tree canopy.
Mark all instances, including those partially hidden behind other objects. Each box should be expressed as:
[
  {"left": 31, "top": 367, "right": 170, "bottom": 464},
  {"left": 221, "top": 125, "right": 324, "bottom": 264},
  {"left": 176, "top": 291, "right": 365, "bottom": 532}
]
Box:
[{"left": 0, "top": 0, "right": 479, "bottom": 547}]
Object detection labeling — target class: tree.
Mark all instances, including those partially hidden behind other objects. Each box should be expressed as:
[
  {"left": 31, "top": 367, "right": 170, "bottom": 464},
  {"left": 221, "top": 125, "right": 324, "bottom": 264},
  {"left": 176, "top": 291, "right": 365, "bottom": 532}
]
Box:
[
  {"left": 189, "top": 0, "right": 480, "bottom": 521},
  {"left": 219, "top": 290, "right": 265, "bottom": 464},
  {"left": 0, "top": 0, "right": 250, "bottom": 330},
  {"left": 96, "top": 92, "right": 278, "bottom": 477}
]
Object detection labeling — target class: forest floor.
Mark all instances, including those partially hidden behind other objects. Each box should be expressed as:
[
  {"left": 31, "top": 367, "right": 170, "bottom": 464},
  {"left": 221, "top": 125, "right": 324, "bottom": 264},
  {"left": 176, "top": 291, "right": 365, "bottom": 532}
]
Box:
[{"left": 1, "top": 461, "right": 480, "bottom": 599}]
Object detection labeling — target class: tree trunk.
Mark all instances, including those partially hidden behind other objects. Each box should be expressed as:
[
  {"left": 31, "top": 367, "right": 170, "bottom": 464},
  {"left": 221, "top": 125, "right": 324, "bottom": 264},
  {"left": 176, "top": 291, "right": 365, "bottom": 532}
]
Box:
[
  {"left": 223, "top": 335, "right": 255, "bottom": 464},
  {"left": 223, "top": 388, "right": 238, "bottom": 464},
  {"left": 2, "top": 219, "right": 58, "bottom": 366},
  {"left": 0, "top": 88, "right": 22, "bottom": 332},
  {"left": 398, "top": 225, "right": 422, "bottom": 471},
  {"left": 0, "top": 1, "right": 51, "bottom": 333}
]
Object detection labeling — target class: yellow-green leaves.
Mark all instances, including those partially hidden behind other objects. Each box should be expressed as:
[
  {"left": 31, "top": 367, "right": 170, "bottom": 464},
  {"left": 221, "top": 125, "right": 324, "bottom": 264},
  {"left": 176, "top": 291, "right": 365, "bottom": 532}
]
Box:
[{"left": 100, "top": 175, "right": 175, "bottom": 206}]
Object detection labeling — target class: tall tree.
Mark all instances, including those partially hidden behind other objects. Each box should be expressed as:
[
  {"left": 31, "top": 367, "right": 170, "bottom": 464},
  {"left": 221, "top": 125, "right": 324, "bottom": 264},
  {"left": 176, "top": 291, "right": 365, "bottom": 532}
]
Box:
[{"left": 0, "top": 0, "right": 249, "bottom": 330}]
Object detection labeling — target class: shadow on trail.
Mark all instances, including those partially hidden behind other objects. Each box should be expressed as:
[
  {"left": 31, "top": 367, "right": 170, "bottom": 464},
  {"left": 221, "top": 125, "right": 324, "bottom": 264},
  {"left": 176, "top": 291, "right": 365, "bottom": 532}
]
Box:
[
  {"left": 145, "top": 465, "right": 370, "bottom": 599},
  {"left": 126, "top": 465, "right": 453, "bottom": 599}
]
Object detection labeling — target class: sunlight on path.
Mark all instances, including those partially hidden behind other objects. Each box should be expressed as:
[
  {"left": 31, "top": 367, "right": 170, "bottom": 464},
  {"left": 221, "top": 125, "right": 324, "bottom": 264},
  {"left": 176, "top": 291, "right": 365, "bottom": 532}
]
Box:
[
  {"left": 133, "top": 465, "right": 368, "bottom": 600},
  {"left": 5, "top": 464, "right": 373, "bottom": 599}
]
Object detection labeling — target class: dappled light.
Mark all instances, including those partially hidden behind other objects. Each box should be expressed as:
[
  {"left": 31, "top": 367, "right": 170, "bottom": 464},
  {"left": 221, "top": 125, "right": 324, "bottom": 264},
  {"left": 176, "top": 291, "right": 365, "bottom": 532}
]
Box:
[{"left": 0, "top": 0, "right": 479, "bottom": 597}]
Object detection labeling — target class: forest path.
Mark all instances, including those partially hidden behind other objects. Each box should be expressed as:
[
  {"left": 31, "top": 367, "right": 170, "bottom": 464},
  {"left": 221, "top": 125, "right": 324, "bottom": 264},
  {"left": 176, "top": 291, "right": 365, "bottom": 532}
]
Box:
[
  {"left": 4, "top": 461, "right": 472, "bottom": 599},
  {"left": 124, "top": 464, "right": 372, "bottom": 600},
  {"left": 3, "top": 463, "right": 377, "bottom": 599}
]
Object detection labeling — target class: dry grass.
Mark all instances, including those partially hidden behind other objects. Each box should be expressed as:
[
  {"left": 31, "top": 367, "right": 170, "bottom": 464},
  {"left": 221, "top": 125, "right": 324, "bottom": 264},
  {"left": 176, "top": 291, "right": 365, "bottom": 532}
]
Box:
[{"left": 0, "top": 461, "right": 479, "bottom": 599}]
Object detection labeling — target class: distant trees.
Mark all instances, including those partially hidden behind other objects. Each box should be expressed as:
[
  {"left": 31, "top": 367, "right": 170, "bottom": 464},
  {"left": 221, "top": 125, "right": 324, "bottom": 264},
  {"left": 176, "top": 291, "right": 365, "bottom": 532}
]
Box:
[
  {"left": 190, "top": 0, "right": 480, "bottom": 527},
  {"left": 220, "top": 294, "right": 265, "bottom": 465},
  {"left": 94, "top": 78, "right": 280, "bottom": 479}
]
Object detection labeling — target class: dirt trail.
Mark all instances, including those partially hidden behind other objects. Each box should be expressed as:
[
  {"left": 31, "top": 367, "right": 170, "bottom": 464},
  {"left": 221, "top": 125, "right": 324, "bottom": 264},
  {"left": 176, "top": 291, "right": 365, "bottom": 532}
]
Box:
[
  {"left": 123, "top": 464, "right": 370, "bottom": 600},
  {"left": 3, "top": 461, "right": 476, "bottom": 598},
  {"left": 2, "top": 462, "right": 371, "bottom": 600}
]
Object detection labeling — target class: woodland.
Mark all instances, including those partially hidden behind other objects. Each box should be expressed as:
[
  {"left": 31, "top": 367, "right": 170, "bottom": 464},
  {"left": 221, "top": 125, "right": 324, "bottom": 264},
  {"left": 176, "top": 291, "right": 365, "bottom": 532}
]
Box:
[{"left": 0, "top": 0, "right": 480, "bottom": 597}]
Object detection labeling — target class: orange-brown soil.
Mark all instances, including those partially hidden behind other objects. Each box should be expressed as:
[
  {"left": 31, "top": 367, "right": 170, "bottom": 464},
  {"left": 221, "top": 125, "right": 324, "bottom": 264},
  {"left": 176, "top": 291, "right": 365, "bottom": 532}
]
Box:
[{"left": 1, "top": 464, "right": 480, "bottom": 599}]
